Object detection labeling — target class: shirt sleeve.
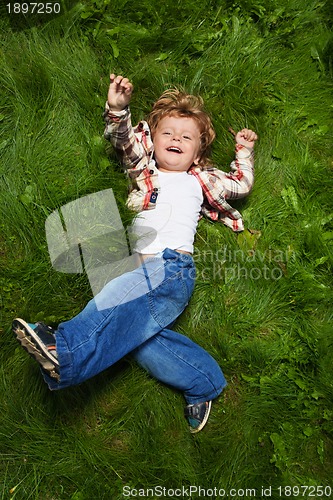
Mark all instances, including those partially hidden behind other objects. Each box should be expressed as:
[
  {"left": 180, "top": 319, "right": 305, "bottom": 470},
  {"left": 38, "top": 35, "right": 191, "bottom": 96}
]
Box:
[
  {"left": 219, "top": 144, "right": 254, "bottom": 200},
  {"left": 103, "top": 103, "right": 150, "bottom": 169}
]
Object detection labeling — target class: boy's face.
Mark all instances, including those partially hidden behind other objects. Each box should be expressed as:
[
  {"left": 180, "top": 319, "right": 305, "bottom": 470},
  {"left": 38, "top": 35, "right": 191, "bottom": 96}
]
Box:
[{"left": 153, "top": 115, "right": 201, "bottom": 173}]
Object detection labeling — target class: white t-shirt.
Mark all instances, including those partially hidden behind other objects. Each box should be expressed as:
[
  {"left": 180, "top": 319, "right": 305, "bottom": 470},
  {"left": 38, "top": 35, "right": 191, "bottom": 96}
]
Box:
[{"left": 131, "top": 170, "right": 203, "bottom": 254}]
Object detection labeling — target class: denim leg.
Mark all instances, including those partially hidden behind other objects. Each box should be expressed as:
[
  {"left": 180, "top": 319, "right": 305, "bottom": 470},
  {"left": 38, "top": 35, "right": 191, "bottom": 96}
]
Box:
[
  {"left": 132, "top": 329, "right": 227, "bottom": 404},
  {"left": 42, "top": 248, "right": 196, "bottom": 390}
]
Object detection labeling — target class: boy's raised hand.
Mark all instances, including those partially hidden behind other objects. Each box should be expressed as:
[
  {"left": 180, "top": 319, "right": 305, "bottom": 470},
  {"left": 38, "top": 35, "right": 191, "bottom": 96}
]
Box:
[
  {"left": 235, "top": 128, "right": 258, "bottom": 149},
  {"left": 107, "top": 74, "right": 133, "bottom": 111}
]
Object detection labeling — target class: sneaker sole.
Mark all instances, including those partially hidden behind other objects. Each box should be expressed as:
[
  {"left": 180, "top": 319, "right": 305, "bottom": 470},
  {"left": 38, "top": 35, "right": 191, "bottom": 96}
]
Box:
[
  {"left": 13, "top": 318, "right": 60, "bottom": 381},
  {"left": 190, "top": 400, "right": 212, "bottom": 434}
]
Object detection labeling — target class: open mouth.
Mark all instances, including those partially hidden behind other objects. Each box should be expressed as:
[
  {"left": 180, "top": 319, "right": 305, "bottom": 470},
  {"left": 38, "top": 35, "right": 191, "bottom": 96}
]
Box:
[{"left": 166, "top": 147, "right": 182, "bottom": 154}]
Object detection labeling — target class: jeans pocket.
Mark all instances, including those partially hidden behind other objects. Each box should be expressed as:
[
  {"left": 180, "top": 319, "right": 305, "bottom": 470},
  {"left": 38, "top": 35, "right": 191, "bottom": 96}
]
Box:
[{"left": 148, "top": 271, "right": 190, "bottom": 328}]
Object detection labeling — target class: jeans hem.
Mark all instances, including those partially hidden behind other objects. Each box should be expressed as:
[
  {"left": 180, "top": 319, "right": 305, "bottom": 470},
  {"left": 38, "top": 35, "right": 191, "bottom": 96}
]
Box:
[{"left": 185, "top": 381, "right": 227, "bottom": 405}]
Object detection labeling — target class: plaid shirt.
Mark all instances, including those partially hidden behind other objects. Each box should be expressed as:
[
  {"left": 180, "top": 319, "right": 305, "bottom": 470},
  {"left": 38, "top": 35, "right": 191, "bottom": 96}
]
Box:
[{"left": 104, "top": 104, "right": 254, "bottom": 232}]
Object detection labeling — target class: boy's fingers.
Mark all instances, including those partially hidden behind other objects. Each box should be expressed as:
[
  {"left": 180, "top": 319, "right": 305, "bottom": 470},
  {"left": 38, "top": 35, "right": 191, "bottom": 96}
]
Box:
[
  {"left": 109, "top": 74, "right": 124, "bottom": 86},
  {"left": 249, "top": 131, "right": 258, "bottom": 141},
  {"left": 244, "top": 132, "right": 256, "bottom": 141},
  {"left": 115, "top": 75, "right": 130, "bottom": 88},
  {"left": 239, "top": 128, "right": 258, "bottom": 141},
  {"left": 114, "top": 74, "right": 123, "bottom": 84},
  {"left": 120, "top": 78, "right": 132, "bottom": 92},
  {"left": 109, "top": 74, "right": 133, "bottom": 94},
  {"left": 125, "top": 81, "right": 133, "bottom": 94}
]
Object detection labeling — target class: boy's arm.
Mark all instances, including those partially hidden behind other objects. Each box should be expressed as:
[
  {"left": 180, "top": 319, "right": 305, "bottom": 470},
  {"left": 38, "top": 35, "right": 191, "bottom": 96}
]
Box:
[
  {"left": 192, "top": 128, "right": 257, "bottom": 232},
  {"left": 216, "top": 128, "right": 257, "bottom": 199},
  {"left": 104, "top": 74, "right": 150, "bottom": 169},
  {"left": 223, "top": 145, "right": 254, "bottom": 199}
]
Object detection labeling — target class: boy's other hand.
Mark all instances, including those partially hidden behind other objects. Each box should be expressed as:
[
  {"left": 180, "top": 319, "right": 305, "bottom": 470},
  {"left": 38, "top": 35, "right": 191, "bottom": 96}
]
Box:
[
  {"left": 107, "top": 74, "right": 133, "bottom": 111},
  {"left": 235, "top": 128, "right": 258, "bottom": 149}
]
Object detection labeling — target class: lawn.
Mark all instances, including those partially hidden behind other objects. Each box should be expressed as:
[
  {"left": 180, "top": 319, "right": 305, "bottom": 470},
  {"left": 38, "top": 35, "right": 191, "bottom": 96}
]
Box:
[{"left": 0, "top": 0, "right": 332, "bottom": 498}]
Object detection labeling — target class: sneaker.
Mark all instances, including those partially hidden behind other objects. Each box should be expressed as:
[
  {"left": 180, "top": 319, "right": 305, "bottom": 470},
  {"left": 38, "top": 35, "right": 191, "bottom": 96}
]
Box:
[
  {"left": 184, "top": 400, "right": 212, "bottom": 434},
  {"left": 12, "top": 318, "right": 60, "bottom": 381}
]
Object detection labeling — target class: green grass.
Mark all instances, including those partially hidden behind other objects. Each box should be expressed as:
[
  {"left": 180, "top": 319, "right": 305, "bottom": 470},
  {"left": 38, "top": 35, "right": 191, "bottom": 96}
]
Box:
[{"left": 0, "top": 0, "right": 333, "bottom": 498}]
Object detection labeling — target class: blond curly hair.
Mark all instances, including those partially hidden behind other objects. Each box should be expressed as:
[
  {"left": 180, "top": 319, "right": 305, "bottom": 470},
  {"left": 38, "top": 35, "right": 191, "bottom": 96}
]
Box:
[{"left": 147, "top": 88, "right": 216, "bottom": 168}]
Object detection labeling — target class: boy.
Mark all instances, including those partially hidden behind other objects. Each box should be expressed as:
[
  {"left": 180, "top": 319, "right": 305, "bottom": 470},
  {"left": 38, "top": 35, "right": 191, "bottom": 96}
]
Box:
[{"left": 12, "top": 75, "right": 257, "bottom": 433}]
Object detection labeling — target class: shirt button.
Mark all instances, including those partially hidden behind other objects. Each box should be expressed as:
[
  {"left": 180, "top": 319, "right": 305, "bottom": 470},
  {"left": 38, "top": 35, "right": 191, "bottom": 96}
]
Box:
[
  {"left": 149, "top": 169, "right": 154, "bottom": 174},
  {"left": 145, "top": 131, "right": 150, "bottom": 136}
]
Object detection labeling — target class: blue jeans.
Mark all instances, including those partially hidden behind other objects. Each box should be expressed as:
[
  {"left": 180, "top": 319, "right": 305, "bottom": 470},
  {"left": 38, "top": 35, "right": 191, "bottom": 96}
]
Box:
[{"left": 43, "top": 248, "right": 226, "bottom": 404}]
